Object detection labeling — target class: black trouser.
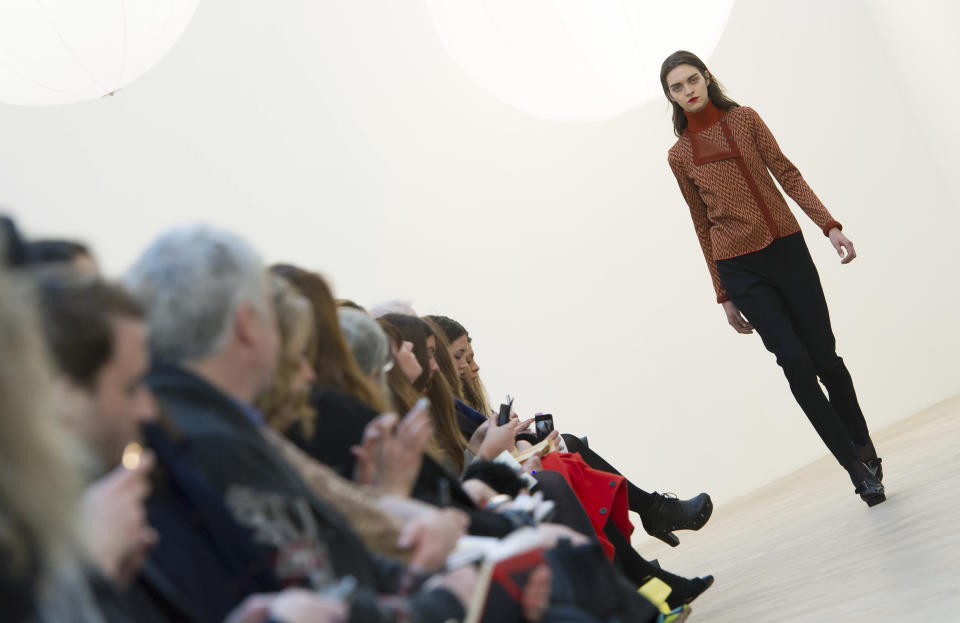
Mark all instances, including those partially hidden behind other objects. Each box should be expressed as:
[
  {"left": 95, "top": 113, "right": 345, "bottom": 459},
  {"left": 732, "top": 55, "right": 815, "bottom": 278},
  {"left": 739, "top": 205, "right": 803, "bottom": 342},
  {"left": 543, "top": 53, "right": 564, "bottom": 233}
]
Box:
[{"left": 717, "top": 233, "right": 873, "bottom": 467}]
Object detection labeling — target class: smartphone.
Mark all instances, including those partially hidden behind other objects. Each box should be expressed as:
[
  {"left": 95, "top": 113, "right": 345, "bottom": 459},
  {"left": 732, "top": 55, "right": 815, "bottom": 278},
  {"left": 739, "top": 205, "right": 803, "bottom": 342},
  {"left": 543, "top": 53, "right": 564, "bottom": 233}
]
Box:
[
  {"left": 534, "top": 413, "right": 554, "bottom": 441},
  {"left": 497, "top": 395, "right": 514, "bottom": 426}
]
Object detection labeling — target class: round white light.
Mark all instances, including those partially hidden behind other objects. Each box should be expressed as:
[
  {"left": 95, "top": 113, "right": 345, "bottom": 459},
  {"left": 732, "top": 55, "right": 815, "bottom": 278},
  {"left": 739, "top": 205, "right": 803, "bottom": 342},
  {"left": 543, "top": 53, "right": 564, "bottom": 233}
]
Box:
[
  {"left": 426, "top": 0, "right": 735, "bottom": 122},
  {"left": 0, "top": 0, "right": 199, "bottom": 106}
]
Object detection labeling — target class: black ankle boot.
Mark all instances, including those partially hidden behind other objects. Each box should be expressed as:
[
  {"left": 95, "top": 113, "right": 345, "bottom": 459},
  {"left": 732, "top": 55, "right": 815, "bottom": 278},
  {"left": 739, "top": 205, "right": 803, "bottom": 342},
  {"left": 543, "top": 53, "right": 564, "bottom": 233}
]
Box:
[
  {"left": 846, "top": 461, "right": 885, "bottom": 507},
  {"left": 640, "top": 492, "right": 713, "bottom": 547},
  {"left": 854, "top": 442, "right": 883, "bottom": 482},
  {"left": 661, "top": 574, "right": 715, "bottom": 609}
]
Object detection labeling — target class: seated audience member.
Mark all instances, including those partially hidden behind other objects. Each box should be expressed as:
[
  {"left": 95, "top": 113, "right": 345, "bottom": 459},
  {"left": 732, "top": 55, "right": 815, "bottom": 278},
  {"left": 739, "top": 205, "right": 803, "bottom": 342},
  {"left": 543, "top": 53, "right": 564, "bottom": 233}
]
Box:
[
  {"left": 337, "top": 306, "right": 392, "bottom": 403},
  {"left": 34, "top": 270, "right": 183, "bottom": 622},
  {"left": 428, "top": 315, "right": 713, "bottom": 549},
  {"left": 270, "top": 264, "right": 391, "bottom": 478},
  {"left": 0, "top": 269, "right": 85, "bottom": 622},
  {"left": 378, "top": 314, "right": 471, "bottom": 474},
  {"left": 27, "top": 239, "right": 100, "bottom": 274},
  {"left": 125, "top": 225, "right": 474, "bottom": 623},
  {"left": 368, "top": 300, "right": 417, "bottom": 318}
]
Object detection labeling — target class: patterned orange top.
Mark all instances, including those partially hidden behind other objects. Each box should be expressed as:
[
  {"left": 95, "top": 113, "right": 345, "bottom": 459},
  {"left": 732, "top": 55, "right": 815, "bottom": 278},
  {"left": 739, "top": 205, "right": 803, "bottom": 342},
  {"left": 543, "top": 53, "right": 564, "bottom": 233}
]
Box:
[{"left": 668, "top": 102, "right": 841, "bottom": 303}]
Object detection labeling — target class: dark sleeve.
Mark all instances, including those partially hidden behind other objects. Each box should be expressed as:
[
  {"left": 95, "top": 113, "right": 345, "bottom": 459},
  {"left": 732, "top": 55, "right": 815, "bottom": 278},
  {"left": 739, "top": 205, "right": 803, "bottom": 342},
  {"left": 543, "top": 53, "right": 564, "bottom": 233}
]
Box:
[{"left": 412, "top": 456, "right": 514, "bottom": 537}]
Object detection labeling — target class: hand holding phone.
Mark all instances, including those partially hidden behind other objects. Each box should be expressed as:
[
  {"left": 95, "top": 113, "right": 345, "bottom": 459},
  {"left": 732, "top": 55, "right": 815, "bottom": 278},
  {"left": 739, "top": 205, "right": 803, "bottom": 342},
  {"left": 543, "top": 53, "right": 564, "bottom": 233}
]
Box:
[
  {"left": 496, "top": 395, "right": 514, "bottom": 427},
  {"left": 534, "top": 414, "right": 554, "bottom": 441}
]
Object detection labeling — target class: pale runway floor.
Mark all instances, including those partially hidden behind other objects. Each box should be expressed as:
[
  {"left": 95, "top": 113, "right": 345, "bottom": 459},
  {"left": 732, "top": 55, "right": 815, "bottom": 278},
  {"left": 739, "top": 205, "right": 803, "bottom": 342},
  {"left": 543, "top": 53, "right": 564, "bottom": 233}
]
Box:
[{"left": 636, "top": 394, "right": 960, "bottom": 622}]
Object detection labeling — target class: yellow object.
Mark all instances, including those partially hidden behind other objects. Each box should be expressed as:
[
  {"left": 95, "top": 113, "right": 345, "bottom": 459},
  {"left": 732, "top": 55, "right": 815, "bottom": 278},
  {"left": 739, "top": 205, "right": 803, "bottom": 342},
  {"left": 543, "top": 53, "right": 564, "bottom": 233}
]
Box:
[
  {"left": 638, "top": 577, "right": 673, "bottom": 614},
  {"left": 121, "top": 442, "right": 143, "bottom": 470}
]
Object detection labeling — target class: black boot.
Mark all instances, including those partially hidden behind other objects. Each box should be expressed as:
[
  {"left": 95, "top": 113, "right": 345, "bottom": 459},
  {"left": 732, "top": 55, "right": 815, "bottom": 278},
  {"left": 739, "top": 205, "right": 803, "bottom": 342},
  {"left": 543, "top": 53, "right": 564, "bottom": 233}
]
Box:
[
  {"left": 846, "top": 461, "right": 885, "bottom": 507},
  {"left": 855, "top": 442, "right": 883, "bottom": 482},
  {"left": 658, "top": 572, "right": 715, "bottom": 609},
  {"left": 640, "top": 492, "right": 713, "bottom": 547}
]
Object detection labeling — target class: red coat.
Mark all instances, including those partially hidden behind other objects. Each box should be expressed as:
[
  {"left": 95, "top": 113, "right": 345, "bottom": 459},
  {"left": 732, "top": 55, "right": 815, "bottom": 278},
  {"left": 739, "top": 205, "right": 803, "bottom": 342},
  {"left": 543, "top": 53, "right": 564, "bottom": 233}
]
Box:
[{"left": 541, "top": 452, "right": 633, "bottom": 560}]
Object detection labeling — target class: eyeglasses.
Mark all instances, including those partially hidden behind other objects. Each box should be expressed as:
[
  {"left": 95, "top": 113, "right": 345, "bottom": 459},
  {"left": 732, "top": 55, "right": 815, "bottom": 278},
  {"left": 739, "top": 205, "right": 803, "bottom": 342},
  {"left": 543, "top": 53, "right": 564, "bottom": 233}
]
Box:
[{"left": 381, "top": 354, "right": 395, "bottom": 373}]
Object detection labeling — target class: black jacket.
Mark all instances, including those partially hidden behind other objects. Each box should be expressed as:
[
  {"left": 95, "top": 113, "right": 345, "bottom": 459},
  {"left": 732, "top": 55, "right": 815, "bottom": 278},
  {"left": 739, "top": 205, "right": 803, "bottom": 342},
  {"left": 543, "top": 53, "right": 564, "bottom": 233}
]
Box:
[
  {"left": 146, "top": 362, "right": 462, "bottom": 623},
  {"left": 137, "top": 419, "right": 280, "bottom": 622}
]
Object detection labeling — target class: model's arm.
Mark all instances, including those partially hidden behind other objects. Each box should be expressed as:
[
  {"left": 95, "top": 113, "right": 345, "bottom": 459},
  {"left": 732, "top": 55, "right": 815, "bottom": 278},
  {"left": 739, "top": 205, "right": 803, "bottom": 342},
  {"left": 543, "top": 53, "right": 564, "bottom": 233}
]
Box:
[
  {"left": 668, "top": 153, "right": 728, "bottom": 303},
  {"left": 747, "top": 108, "right": 857, "bottom": 263},
  {"left": 745, "top": 107, "right": 841, "bottom": 235}
]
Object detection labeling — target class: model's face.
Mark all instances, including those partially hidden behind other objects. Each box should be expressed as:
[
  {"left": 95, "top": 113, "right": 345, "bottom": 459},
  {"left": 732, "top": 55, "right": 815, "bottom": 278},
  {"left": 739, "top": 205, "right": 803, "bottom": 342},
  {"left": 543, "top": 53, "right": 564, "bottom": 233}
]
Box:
[
  {"left": 392, "top": 339, "right": 422, "bottom": 383},
  {"left": 448, "top": 335, "right": 470, "bottom": 377},
  {"left": 666, "top": 64, "right": 710, "bottom": 113}
]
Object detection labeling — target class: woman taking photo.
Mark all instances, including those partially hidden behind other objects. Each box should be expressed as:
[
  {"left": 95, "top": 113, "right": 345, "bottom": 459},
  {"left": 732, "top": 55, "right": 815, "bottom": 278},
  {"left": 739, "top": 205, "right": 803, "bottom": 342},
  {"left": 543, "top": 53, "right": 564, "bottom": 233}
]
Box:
[{"left": 661, "top": 50, "right": 884, "bottom": 506}]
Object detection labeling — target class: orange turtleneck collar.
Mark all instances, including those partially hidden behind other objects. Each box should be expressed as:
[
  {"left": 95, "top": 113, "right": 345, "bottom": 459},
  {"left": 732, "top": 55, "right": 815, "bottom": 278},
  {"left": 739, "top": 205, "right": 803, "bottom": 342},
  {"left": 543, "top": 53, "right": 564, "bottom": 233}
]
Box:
[{"left": 683, "top": 100, "right": 722, "bottom": 134}]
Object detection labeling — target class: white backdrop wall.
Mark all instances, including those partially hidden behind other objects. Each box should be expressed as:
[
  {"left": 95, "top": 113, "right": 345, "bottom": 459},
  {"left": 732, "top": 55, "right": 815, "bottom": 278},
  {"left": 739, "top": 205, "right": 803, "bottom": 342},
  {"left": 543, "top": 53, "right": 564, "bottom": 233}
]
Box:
[{"left": 2, "top": 0, "right": 958, "bottom": 505}]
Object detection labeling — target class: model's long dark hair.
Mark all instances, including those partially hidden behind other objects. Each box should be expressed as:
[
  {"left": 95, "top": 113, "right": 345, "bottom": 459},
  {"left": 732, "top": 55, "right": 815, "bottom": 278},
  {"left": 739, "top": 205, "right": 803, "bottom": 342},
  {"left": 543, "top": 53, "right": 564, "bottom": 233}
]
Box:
[{"left": 660, "top": 50, "right": 739, "bottom": 137}]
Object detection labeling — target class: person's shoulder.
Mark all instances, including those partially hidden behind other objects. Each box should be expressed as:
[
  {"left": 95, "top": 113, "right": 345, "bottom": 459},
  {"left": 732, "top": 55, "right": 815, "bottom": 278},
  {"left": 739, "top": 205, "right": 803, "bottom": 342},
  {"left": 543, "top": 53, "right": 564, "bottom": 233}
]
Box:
[
  {"left": 182, "top": 427, "right": 300, "bottom": 493},
  {"left": 728, "top": 105, "right": 760, "bottom": 123},
  {"left": 667, "top": 137, "right": 688, "bottom": 162}
]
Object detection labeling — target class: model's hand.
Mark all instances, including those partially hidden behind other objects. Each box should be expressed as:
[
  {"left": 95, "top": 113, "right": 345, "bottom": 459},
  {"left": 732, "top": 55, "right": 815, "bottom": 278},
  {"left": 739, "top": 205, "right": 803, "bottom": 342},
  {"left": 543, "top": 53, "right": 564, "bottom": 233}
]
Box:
[
  {"left": 722, "top": 300, "right": 754, "bottom": 334},
  {"left": 828, "top": 228, "right": 856, "bottom": 264}
]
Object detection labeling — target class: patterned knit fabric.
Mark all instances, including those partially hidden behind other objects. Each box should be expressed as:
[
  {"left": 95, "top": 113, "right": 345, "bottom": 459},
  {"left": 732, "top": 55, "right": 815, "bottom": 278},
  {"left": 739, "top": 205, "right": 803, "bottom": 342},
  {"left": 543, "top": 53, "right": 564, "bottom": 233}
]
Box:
[{"left": 668, "top": 102, "right": 841, "bottom": 303}]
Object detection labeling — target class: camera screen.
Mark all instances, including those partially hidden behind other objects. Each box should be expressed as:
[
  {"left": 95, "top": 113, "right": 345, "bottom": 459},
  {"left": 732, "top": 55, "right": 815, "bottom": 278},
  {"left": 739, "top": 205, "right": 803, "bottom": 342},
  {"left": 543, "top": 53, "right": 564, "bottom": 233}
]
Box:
[{"left": 535, "top": 415, "right": 554, "bottom": 439}]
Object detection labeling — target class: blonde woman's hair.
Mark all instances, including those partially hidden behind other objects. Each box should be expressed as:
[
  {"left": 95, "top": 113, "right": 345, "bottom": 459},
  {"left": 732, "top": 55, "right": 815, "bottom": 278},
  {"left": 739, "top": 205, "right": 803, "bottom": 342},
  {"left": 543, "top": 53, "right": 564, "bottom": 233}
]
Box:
[
  {"left": 462, "top": 373, "right": 492, "bottom": 418},
  {"left": 0, "top": 271, "right": 83, "bottom": 585},
  {"left": 256, "top": 274, "right": 318, "bottom": 432}
]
